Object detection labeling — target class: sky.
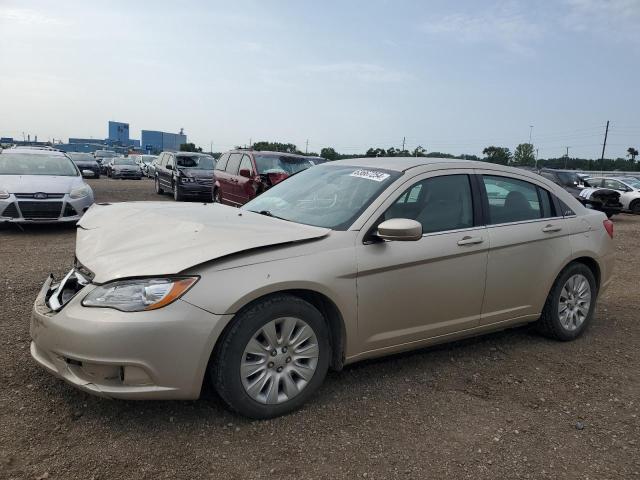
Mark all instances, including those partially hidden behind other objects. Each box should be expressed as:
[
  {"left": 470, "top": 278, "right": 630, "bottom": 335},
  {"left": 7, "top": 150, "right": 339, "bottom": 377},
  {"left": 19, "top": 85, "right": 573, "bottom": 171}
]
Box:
[{"left": 0, "top": 0, "right": 638, "bottom": 159}]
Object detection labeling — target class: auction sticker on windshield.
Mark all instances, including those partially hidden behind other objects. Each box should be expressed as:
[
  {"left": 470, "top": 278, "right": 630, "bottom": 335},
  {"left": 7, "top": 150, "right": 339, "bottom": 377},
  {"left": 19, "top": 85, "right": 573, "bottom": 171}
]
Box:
[{"left": 350, "top": 169, "right": 391, "bottom": 182}]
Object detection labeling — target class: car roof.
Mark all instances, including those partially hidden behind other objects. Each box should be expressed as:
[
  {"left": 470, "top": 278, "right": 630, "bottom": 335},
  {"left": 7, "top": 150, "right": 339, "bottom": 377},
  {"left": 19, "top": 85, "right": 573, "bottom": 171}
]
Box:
[
  {"left": 3, "top": 147, "right": 66, "bottom": 156},
  {"left": 327, "top": 156, "right": 505, "bottom": 172},
  {"left": 227, "top": 150, "right": 316, "bottom": 159}
]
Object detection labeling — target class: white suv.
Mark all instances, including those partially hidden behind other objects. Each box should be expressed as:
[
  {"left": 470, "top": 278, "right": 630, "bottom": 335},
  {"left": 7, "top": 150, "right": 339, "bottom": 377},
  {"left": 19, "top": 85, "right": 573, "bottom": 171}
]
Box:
[{"left": 588, "top": 177, "right": 640, "bottom": 214}]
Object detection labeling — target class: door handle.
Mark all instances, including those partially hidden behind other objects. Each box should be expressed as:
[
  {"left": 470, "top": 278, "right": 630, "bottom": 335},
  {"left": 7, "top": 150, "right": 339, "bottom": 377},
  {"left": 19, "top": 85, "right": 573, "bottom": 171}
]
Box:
[
  {"left": 457, "top": 236, "right": 484, "bottom": 246},
  {"left": 542, "top": 224, "right": 562, "bottom": 233}
]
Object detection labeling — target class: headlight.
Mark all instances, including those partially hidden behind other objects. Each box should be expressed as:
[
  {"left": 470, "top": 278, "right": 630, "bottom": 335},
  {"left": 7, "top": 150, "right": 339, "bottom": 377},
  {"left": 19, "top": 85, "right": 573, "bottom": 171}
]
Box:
[
  {"left": 180, "top": 176, "right": 194, "bottom": 183},
  {"left": 0, "top": 189, "right": 9, "bottom": 199},
  {"left": 70, "top": 184, "right": 91, "bottom": 199},
  {"left": 82, "top": 277, "right": 198, "bottom": 312}
]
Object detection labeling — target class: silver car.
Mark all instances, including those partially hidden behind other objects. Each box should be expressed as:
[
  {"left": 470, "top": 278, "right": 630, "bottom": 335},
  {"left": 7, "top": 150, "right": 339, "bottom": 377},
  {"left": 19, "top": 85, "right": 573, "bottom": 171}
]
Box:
[
  {"left": 30, "top": 158, "right": 614, "bottom": 418},
  {"left": 1, "top": 148, "right": 94, "bottom": 223}
]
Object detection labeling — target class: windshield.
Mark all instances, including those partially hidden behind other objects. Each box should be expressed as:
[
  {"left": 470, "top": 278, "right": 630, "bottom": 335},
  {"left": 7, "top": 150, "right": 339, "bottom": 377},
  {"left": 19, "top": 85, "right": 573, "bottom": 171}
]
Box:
[
  {"left": 95, "top": 151, "right": 116, "bottom": 158},
  {"left": 68, "top": 153, "right": 95, "bottom": 162},
  {"left": 624, "top": 178, "right": 640, "bottom": 189},
  {"left": 176, "top": 155, "right": 215, "bottom": 169},
  {"left": 114, "top": 158, "right": 137, "bottom": 165},
  {"left": 141, "top": 155, "right": 156, "bottom": 164},
  {"left": 0, "top": 153, "right": 79, "bottom": 176},
  {"left": 242, "top": 164, "right": 401, "bottom": 230},
  {"left": 254, "top": 155, "right": 314, "bottom": 175},
  {"left": 555, "top": 171, "right": 580, "bottom": 186}
]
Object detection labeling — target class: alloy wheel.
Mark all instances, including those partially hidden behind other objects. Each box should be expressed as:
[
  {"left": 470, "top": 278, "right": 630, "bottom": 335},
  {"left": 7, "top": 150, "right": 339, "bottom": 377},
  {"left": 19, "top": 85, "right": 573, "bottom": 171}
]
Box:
[
  {"left": 240, "top": 317, "right": 319, "bottom": 405},
  {"left": 558, "top": 274, "right": 592, "bottom": 331}
]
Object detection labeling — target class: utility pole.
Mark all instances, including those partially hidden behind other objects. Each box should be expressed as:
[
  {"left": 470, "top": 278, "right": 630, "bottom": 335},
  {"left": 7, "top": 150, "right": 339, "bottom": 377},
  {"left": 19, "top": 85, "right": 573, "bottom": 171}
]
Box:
[
  {"left": 401, "top": 136, "right": 405, "bottom": 152},
  {"left": 305, "top": 139, "right": 309, "bottom": 154},
  {"left": 249, "top": 138, "right": 252, "bottom": 149},
  {"left": 535, "top": 148, "right": 539, "bottom": 169},
  {"left": 600, "top": 120, "right": 609, "bottom": 173},
  {"left": 529, "top": 125, "right": 533, "bottom": 144},
  {"left": 210, "top": 141, "right": 213, "bottom": 154},
  {"left": 564, "top": 146, "right": 570, "bottom": 168}
]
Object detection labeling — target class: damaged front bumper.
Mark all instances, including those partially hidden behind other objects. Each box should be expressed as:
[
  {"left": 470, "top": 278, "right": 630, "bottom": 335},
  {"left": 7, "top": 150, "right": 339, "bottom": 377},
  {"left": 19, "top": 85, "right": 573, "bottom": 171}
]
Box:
[{"left": 30, "top": 270, "right": 229, "bottom": 400}]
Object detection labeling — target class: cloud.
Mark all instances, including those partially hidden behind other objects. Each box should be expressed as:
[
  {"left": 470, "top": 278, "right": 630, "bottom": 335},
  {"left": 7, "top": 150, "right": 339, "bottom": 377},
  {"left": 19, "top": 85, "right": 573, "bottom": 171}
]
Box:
[
  {"left": 563, "top": 0, "right": 640, "bottom": 41},
  {"left": 421, "top": 9, "right": 542, "bottom": 55},
  {"left": 0, "top": 7, "right": 69, "bottom": 26},
  {"left": 301, "top": 62, "right": 412, "bottom": 83}
]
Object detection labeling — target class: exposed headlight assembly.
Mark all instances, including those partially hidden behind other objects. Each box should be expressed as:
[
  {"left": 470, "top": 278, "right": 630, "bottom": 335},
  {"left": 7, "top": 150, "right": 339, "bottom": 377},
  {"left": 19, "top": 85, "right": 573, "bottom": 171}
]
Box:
[
  {"left": 82, "top": 277, "right": 198, "bottom": 312},
  {"left": 70, "top": 184, "right": 91, "bottom": 199},
  {"left": 180, "top": 176, "right": 194, "bottom": 183}
]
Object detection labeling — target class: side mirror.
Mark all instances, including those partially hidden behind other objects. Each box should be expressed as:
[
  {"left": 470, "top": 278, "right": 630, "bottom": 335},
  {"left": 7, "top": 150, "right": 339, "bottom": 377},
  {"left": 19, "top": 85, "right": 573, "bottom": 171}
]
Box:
[
  {"left": 166, "top": 164, "right": 173, "bottom": 170},
  {"left": 239, "top": 168, "right": 251, "bottom": 178},
  {"left": 377, "top": 218, "right": 422, "bottom": 241}
]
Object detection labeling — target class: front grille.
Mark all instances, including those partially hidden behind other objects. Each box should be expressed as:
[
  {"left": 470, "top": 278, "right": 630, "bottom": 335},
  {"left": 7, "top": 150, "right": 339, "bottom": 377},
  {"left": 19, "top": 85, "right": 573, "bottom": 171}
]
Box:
[
  {"left": 196, "top": 177, "right": 213, "bottom": 186},
  {"left": 15, "top": 193, "right": 65, "bottom": 199},
  {"left": 1, "top": 203, "right": 19, "bottom": 218},
  {"left": 17, "top": 201, "right": 63, "bottom": 219}
]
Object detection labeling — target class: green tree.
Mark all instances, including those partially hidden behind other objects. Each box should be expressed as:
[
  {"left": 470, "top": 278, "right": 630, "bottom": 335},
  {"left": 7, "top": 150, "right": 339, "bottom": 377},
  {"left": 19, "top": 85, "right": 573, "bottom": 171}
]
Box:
[
  {"left": 412, "top": 145, "right": 426, "bottom": 157},
  {"left": 513, "top": 143, "right": 535, "bottom": 166},
  {"left": 482, "top": 146, "right": 511, "bottom": 165},
  {"left": 252, "top": 141, "right": 298, "bottom": 153},
  {"left": 365, "top": 147, "right": 387, "bottom": 157},
  {"left": 627, "top": 147, "right": 639, "bottom": 163},
  {"left": 180, "top": 143, "right": 202, "bottom": 152},
  {"left": 320, "top": 147, "right": 338, "bottom": 160}
]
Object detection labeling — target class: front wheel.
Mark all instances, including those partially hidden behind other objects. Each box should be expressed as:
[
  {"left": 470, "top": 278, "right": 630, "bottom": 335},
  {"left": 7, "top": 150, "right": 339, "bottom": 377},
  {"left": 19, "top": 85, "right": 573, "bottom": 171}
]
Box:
[
  {"left": 155, "top": 177, "right": 164, "bottom": 194},
  {"left": 212, "top": 295, "right": 330, "bottom": 419},
  {"left": 173, "top": 184, "right": 183, "bottom": 201},
  {"left": 536, "top": 263, "right": 597, "bottom": 341},
  {"left": 630, "top": 200, "right": 640, "bottom": 215}
]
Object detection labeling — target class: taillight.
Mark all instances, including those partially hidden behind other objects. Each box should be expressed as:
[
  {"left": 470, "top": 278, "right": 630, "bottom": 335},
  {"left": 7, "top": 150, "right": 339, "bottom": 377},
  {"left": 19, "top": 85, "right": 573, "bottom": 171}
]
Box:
[{"left": 603, "top": 219, "right": 614, "bottom": 238}]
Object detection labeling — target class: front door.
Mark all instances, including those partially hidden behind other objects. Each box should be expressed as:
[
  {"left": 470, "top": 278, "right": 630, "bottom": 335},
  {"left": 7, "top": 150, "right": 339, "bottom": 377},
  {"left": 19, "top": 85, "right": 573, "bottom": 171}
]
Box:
[{"left": 356, "top": 172, "right": 488, "bottom": 352}]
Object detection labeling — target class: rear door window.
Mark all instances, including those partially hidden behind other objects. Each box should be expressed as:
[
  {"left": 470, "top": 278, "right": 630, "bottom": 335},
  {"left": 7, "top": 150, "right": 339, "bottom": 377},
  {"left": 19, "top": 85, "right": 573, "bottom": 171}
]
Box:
[
  {"left": 226, "top": 153, "right": 242, "bottom": 175},
  {"left": 216, "top": 153, "right": 229, "bottom": 171},
  {"left": 482, "top": 175, "right": 545, "bottom": 224}
]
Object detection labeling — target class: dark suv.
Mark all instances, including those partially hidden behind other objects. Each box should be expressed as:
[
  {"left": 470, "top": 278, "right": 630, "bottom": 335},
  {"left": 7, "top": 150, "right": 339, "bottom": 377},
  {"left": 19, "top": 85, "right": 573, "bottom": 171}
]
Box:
[
  {"left": 154, "top": 152, "right": 216, "bottom": 201},
  {"left": 538, "top": 168, "right": 622, "bottom": 218},
  {"left": 213, "top": 150, "right": 320, "bottom": 206}
]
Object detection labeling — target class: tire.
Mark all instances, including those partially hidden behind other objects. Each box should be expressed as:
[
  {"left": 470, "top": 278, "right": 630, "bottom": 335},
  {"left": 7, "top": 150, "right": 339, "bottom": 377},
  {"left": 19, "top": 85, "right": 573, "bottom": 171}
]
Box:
[
  {"left": 212, "top": 294, "right": 330, "bottom": 419},
  {"left": 213, "top": 188, "right": 222, "bottom": 204},
  {"left": 155, "top": 177, "right": 164, "bottom": 195},
  {"left": 173, "top": 184, "right": 183, "bottom": 201},
  {"left": 536, "top": 263, "right": 597, "bottom": 341},
  {"left": 630, "top": 200, "right": 640, "bottom": 215}
]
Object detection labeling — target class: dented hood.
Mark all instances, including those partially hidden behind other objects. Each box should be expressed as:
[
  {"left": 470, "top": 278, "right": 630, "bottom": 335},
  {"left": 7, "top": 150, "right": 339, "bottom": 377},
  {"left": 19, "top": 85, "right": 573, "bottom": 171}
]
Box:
[{"left": 76, "top": 202, "right": 330, "bottom": 283}]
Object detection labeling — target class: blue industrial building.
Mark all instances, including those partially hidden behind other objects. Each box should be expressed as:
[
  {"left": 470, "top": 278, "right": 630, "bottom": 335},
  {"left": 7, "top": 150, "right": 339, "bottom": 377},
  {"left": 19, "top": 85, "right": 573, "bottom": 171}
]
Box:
[
  {"left": 108, "top": 121, "right": 129, "bottom": 146},
  {"left": 141, "top": 130, "right": 187, "bottom": 154}
]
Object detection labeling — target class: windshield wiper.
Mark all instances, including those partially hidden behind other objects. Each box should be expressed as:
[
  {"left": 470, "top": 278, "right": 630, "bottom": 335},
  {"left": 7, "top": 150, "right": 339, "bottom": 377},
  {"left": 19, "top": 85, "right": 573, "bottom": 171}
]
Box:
[{"left": 248, "top": 210, "right": 290, "bottom": 221}]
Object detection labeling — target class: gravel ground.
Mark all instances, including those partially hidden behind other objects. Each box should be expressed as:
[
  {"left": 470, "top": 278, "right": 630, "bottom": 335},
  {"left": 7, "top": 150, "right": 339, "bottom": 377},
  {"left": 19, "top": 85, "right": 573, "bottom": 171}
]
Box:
[{"left": 1, "top": 178, "right": 639, "bottom": 479}]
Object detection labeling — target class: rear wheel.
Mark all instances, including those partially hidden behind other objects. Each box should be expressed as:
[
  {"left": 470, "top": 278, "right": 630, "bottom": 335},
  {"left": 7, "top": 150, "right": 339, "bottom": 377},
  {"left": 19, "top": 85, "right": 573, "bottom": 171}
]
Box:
[
  {"left": 536, "top": 263, "right": 597, "bottom": 341},
  {"left": 155, "top": 177, "right": 164, "bottom": 194},
  {"left": 212, "top": 295, "right": 329, "bottom": 419}
]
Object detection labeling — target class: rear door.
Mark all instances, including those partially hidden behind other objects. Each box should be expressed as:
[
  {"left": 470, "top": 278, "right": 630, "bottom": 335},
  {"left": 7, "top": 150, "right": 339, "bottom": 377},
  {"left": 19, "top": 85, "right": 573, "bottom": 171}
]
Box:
[{"left": 476, "top": 171, "right": 571, "bottom": 325}]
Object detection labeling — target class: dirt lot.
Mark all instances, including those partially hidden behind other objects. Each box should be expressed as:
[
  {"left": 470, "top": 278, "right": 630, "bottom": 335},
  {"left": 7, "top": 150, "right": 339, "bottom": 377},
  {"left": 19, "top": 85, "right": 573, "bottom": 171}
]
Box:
[{"left": 1, "top": 177, "right": 639, "bottom": 479}]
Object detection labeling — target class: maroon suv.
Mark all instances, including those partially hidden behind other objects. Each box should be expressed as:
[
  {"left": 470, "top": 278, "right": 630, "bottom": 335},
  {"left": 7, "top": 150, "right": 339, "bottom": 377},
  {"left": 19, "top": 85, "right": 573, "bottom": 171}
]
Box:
[{"left": 213, "top": 150, "right": 323, "bottom": 206}]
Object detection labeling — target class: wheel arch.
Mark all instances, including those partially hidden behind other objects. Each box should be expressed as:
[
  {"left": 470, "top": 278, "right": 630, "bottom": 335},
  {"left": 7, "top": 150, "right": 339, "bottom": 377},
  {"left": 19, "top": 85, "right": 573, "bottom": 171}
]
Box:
[{"left": 207, "top": 288, "right": 346, "bottom": 383}]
